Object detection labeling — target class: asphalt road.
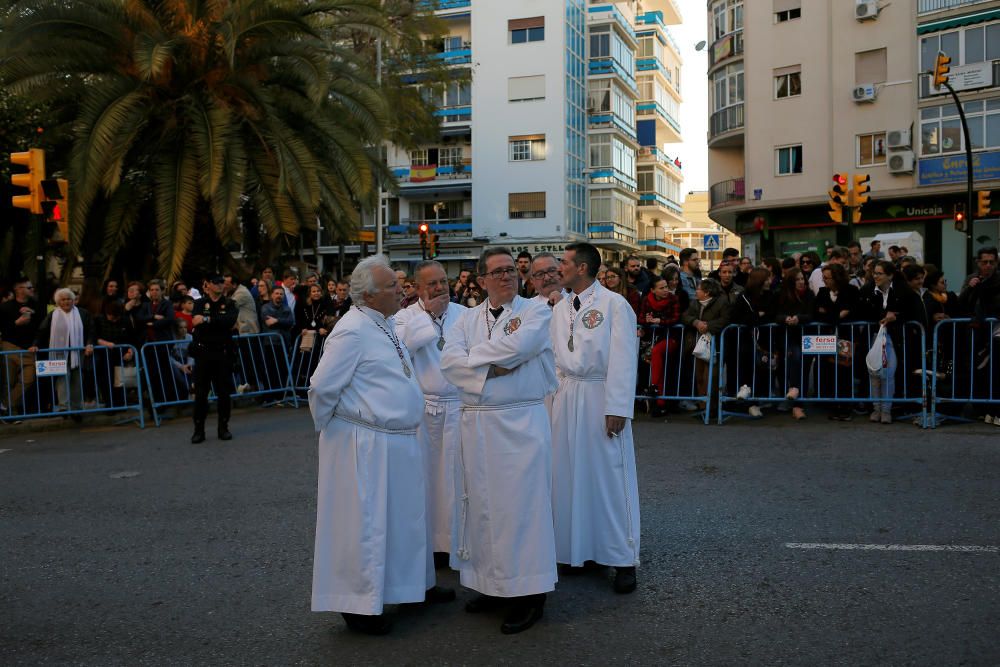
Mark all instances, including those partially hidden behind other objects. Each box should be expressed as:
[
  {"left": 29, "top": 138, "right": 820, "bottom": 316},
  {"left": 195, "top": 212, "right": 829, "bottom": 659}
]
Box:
[{"left": 1, "top": 407, "right": 998, "bottom": 666}]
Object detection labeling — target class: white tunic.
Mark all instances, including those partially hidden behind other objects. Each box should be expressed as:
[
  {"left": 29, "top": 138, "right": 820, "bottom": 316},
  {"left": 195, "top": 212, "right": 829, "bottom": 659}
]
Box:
[
  {"left": 308, "top": 306, "right": 433, "bottom": 615},
  {"left": 394, "top": 300, "right": 467, "bottom": 554},
  {"left": 440, "top": 296, "right": 559, "bottom": 597},
  {"left": 550, "top": 282, "right": 641, "bottom": 567}
]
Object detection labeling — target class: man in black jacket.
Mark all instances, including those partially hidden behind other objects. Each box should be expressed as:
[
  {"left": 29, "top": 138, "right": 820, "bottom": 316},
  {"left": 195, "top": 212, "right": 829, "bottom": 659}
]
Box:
[
  {"left": 958, "top": 248, "right": 1000, "bottom": 410},
  {"left": 0, "top": 278, "right": 45, "bottom": 418},
  {"left": 190, "top": 275, "right": 238, "bottom": 443}
]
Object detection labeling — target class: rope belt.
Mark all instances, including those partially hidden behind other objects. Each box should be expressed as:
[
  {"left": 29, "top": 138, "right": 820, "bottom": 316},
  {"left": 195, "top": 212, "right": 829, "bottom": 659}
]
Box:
[
  {"left": 561, "top": 373, "right": 607, "bottom": 382},
  {"left": 424, "top": 394, "right": 460, "bottom": 402},
  {"left": 461, "top": 399, "right": 544, "bottom": 412},
  {"left": 333, "top": 412, "right": 418, "bottom": 435}
]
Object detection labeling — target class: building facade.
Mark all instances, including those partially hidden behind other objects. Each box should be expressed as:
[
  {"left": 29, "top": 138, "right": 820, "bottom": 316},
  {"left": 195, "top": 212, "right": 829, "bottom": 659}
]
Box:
[
  {"left": 343, "top": 0, "right": 687, "bottom": 277},
  {"left": 706, "top": 0, "right": 1000, "bottom": 285}
]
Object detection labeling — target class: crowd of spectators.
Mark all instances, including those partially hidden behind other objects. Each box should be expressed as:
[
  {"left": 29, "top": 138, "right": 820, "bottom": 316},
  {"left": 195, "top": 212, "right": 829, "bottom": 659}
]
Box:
[{"left": 2, "top": 241, "right": 999, "bottom": 425}]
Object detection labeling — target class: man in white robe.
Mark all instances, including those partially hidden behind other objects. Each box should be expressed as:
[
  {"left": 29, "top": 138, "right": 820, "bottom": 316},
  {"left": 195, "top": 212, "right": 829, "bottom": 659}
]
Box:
[
  {"left": 440, "top": 247, "right": 558, "bottom": 635},
  {"left": 550, "top": 242, "right": 641, "bottom": 594},
  {"left": 309, "top": 255, "right": 451, "bottom": 636},
  {"left": 394, "top": 260, "right": 466, "bottom": 569}
]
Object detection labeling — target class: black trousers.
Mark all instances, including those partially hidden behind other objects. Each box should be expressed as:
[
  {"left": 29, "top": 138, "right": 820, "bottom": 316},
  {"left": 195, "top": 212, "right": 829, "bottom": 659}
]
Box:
[{"left": 193, "top": 354, "right": 233, "bottom": 426}]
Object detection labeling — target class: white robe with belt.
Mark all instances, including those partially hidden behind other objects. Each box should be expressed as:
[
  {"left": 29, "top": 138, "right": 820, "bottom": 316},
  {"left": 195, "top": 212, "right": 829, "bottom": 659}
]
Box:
[
  {"left": 394, "top": 300, "right": 467, "bottom": 554},
  {"left": 308, "top": 306, "right": 432, "bottom": 615},
  {"left": 440, "top": 296, "right": 559, "bottom": 597},
  {"left": 550, "top": 282, "right": 641, "bottom": 567}
]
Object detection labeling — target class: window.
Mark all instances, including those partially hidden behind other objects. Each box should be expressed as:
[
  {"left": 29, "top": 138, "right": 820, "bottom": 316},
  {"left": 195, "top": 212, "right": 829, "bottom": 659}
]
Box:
[
  {"left": 712, "top": 0, "right": 744, "bottom": 40},
  {"left": 776, "top": 145, "right": 803, "bottom": 175},
  {"left": 774, "top": 67, "right": 801, "bottom": 99},
  {"left": 589, "top": 27, "right": 635, "bottom": 75},
  {"left": 775, "top": 7, "right": 800, "bottom": 22},
  {"left": 409, "top": 149, "right": 429, "bottom": 166},
  {"left": 509, "top": 192, "right": 546, "bottom": 219},
  {"left": 855, "top": 48, "right": 887, "bottom": 85},
  {"left": 508, "top": 75, "right": 545, "bottom": 102},
  {"left": 445, "top": 82, "right": 471, "bottom": 107},
  {"left": 508, "top": 135, "right": 546, "bottom": 161},
  {"left": 857, "top": 132, "right": 887, "bottom": 167},
  {"left": 586, "top": 79, "right": 635, "bottom": 126},
  {"left": 439, "top": 147, "right": 463, "bottom": 167},
  {"left": 921, "top": 99, "right": 1000, "bottom": 155},
  {"left": 711, "top": 62, "right": 744, "bottom": 112},
  {"left": 509, "top": 16, "right": 544, "bottom": 44},
  {"left": 920, "top": 23, "right": 1000, "bottom": 72}
]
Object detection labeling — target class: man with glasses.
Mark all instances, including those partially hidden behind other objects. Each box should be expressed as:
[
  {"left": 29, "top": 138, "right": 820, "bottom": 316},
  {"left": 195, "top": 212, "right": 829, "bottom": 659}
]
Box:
[
  {"left": 394, "top": 260, "right": 467, "bottom": 571},
  {"left": 441, "top": 247, "right": 558, "bottom": 634},
  {"left": 529, "top": 252, "right": 564, "bottom": 307},
  {"left": 0, "top": 278, "right": 44, "bottom": 419}
]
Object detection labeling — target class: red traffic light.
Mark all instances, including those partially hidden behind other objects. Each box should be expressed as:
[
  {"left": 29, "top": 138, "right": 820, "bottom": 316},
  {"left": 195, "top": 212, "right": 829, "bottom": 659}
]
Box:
[
  {"left": 833, "top": 174, "right": 847, "bottom": 186},
  {"left": 418, "top": 223, "right": 429, "bottom": 233}
]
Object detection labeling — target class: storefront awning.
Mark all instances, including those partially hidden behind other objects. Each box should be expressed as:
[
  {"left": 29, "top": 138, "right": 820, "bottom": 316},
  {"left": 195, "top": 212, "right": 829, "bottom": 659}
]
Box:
[{"left": 917, "top": 8, "right": 1000, "bottom": 34}]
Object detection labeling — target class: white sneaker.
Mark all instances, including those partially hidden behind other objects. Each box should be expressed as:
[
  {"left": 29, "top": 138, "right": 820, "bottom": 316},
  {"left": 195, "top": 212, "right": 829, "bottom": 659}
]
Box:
[
  {"left": 236, "top": 383, "right": 250, "bottom": 394},
  {"left": 677, "top": 400, "right": 698, "bottom": 412},
  {"left": 736, "top": 385, "right": 752, "bottom": 401},
  {"left": 985, "top": 415, "right": 995, "bottom": 425},
  {"left": 748, "top": 405, "right": 763, "bottom": 418}
]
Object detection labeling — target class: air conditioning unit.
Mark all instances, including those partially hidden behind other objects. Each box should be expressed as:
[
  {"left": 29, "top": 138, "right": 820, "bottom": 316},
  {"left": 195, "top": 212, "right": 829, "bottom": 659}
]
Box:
[
  {"left": 888, "top": 150, "right": 914, "bottom": 174},
  {"left": 852, "top": 84, "right": 877, "bottom": 102},
  {"left": 887, "top": 129, "right": 911, "bottom": 150},
  {"left": 856, "top": 0, "right": 879, "bottom": 20}
]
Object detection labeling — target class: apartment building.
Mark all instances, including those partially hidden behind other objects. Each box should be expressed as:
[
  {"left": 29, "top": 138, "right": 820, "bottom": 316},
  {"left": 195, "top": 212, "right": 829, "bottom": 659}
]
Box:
[
  {"left": 706, "top": 0, "right": 1000, "bottom": 284},
  {"left": 351, "top": 0, "right": 686, "bottom": 277}
]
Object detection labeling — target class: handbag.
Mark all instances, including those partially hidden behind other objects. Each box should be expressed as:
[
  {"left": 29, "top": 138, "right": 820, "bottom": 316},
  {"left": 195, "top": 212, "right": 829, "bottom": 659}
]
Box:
[
  {"left": 299, "top": 329, "right": 316, "bottom": 352},
  {"left": 866, "top": 324, "right": 889, "bottom": 374},
  {"left": 113, "top": 364, "right": 138, "bottom": 389},
  {"left": 837, "top": 339, "right": 853, "bottom": 367},
  {"left": 692, "top": 333, "right": 712, "bottom": 362}
]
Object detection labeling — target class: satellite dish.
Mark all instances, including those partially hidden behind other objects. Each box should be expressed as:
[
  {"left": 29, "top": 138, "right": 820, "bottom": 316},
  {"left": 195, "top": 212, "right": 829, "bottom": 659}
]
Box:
[{"left": 695, "top": 40, "right": 707, "bottom": 52}]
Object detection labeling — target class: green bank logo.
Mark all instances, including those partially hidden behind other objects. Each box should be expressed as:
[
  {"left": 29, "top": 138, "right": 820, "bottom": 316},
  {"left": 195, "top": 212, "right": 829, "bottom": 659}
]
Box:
[
  {"left": 886, "top": 204, "right": 943, "bottom": 218},
  {"left": 886, "top": 205, "right": 906, "bottom": 218}
]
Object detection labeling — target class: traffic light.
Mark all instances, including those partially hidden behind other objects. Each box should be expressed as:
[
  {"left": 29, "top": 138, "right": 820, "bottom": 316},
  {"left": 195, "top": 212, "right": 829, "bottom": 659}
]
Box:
[
  {"left": 954, "top": 203, "right": 966, "bottom": 232},
  {"left": 852, "top": 173, "right": 871, "bottom": 207},
  {"left": 933, "top": 51, "right": 951, "bottom": 88},
  {"left": 418, "top": 222, "right": 429, "bottom": 245},
  {"left": 978, "top": 191, "right": 992, "bottom": 218},
  {"left": 40, "top": 178, "right": 69, "bottom": 244},
  {"left": 828, "top": 173, "right": 848, "bottom": 223},
  {"left": 428, "top": 233, "right": 439, "bottom": 258},
  {"left": 10, "top": 148, "right": 46, "bottom": 214}
]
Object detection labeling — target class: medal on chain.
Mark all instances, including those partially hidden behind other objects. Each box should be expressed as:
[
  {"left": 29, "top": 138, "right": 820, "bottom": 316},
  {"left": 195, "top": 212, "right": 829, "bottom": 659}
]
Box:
[{"left": 357, "top": 306, "right": 412, "bottom": 378}]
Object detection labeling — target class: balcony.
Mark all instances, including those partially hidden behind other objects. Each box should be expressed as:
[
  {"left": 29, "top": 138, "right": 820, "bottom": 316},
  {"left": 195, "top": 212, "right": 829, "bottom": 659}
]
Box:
[
  {"left": 636, "top": 101, "right": 681, "bottom": 142},
  {"left": 638, "top": 0, "right": 682, "bottom": 25},
  {"left": 918, "top": 0, "right": 993, "bottom": 14},
  {"left": 637, "top": 146, "right": 683, "bottom": 174},
  {"left": 433, "top": 104, "right": 471, "bottom": 124},
  {"left": 415, "top": 0, "right": 470, "bottom": 13},
  {"left": 391, "top": 162, "right": 472, "bottom": 185},
  {"left": 588, "top": 167, "right": 638, "bottom": 193},
  {"left": 432, "top": 43, "right": 472, "bottom": 66},
  {"left": 588, "top": 111, "right": 638, "bottom": 141},
  {"left": 587, "top": 3, "right": 637, "bottom": 45},
  {"left": 635, "top": 12, "right": 682, "bottom": 57},
  {"left": 709, "top": 103, "right": 744, "bottom": 146},
  {"left": 709, "top": 31, "right": 743, "bottom": 68},
  {"left": 588, "top": 58, "right": 639, "bottom": 94},
  {"left": 709, "top": 178, "right": 746, "bottom": 210}
]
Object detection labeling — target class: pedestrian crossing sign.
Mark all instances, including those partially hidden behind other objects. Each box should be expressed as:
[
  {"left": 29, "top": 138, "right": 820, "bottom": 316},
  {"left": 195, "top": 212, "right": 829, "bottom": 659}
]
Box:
[{"left": 703, "top": 234, "right": 721, "bottom": 251}]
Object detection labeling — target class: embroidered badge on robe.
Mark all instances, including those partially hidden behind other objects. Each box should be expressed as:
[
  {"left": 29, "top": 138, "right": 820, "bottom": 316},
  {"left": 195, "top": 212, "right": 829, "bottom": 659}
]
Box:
[
  {"left": 503, "top": 317, "right": 522, "bottom": 335},
  {"left": 582, "top": 309, "right": 605, "bottom": 329}
]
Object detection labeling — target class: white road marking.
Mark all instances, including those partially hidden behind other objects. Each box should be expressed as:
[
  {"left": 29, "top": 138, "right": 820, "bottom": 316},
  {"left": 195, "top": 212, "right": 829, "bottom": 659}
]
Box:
[
  {"left": 0, "top": 449, "right": 10, "bottom": 455},
  {"left": 785, "top": 542, "right": 999, "bottom": 553}
]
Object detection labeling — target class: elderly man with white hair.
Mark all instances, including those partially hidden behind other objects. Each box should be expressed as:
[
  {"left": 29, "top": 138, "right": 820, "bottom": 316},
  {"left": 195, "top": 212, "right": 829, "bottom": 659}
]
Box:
[
  {"left": 308, "top": 255, "right": 452, "bottom": 636},
  {"left": 31, "top": 288, "right": 95, "bottom": 417}
]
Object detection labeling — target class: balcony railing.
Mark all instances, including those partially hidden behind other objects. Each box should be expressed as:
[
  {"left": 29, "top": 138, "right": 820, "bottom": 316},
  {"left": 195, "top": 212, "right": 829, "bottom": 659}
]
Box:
[
  {"left": 390, "top": 163, "right": 472, "bottom": 184},
  {"left": 709, "top": 31, "right": 743, "bottom": 67},
  {"left": 387, "top": 218, "right": 473, "bottom": 236},
  {"left": 709, "top": 178, "right": 746, "bottom": 209},
  {"left": 709, "top": 103, "right": 744, "bottom": 138},
  {"left": 415, "top": 0, "right": 471, "bottom": 11},
  {"left": 638, "top": 193, "right": 683, "bottom": 215},
  {"left": 918, "top": 0, "right": 992, "bottom": 14},
  {"left": 432, "top": 43, "right": 472, "bottom": 66},
  {"left": 637, "top": 146, "right": 683, "bottom": 173}
]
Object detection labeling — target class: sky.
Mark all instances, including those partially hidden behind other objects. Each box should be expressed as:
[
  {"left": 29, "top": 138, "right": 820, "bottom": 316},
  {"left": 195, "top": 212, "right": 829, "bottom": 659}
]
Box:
[{"left": 669, "top": 4, "right": 710, "bottom": 196}]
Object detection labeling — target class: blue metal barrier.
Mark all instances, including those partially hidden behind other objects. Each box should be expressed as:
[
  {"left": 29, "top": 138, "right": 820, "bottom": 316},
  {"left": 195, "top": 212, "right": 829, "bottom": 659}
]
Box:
[
  {"left": 635, "top": 324, "right": 716, "bottom": 424},
  {"left": 287, "top": 332, "right": 327, "bottom": 400},
  {"left": 717, "top": 321, "right": 927, "bottom": 426},
  {"left": 0, "top": 344, "right": 144, "bottom": 427},
  {"left": 930, "top": 317, "right": 999, "bottom": 427},
  {"left": 140, "top": 333, "right": 292, "bottom": 426}
]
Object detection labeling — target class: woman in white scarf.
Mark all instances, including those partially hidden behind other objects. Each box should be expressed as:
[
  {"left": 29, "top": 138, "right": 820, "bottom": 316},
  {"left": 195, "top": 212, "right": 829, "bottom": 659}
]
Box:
[{"left": 31, "top": 288, "right": 94, "bottom": 413}]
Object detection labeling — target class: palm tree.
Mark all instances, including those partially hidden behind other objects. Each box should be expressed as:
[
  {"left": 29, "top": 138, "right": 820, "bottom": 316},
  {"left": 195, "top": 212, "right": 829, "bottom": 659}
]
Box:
[{"left": 1, "top": 0, "right": 393, "bottom": 283}]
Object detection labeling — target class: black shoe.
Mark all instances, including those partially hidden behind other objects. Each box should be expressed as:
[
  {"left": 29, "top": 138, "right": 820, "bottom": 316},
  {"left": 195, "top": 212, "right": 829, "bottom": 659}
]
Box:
[
  {"left": 500, "top": 594, "right": 545, "bottom": 635},
  {"left": 613, "top": 566, "right": 637, "bottom": 594},
  {"left": 425, "top": 585, "right": 456, "bottom": 604},
  {"left": 559, "top": 560, "right": 603, "bottom": 576},
  {"left": 433, "top": 551, "right": 450, "bottom": 570},
  {"left": 217, "top": 428, "right": 232, "bottom": 441},
  {"left": 464, "top": 593, "right": 505, "bottom": 614},
  {"left": 191, "top": 431, "right": 206, "bottom": 444},
  {"left": 341, "top": 612, "right": 392, "bottom": 635}
]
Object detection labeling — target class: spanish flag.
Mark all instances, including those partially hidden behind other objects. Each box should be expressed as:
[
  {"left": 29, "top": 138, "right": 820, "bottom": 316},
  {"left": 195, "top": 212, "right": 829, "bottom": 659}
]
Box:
[{"left": 410, "top": 164, "right": 437, "bottom": 182}]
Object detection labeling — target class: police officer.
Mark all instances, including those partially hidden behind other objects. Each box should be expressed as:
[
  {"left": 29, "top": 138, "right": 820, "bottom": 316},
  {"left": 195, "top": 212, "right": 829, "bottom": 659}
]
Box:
[{"left": 190, "top": 274, "right": 238, "bottom": 443}]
